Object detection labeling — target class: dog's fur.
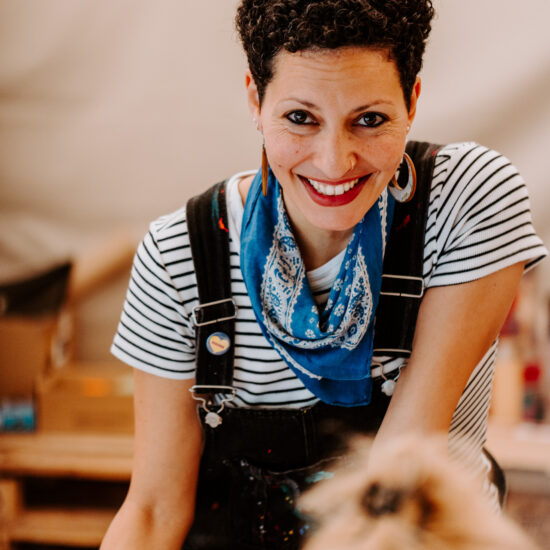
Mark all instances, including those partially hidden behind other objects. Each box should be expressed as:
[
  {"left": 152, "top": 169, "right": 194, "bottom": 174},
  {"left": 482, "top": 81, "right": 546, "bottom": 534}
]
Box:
[{"left": 299, "top": 436, "right": 539, "bottom": 550}]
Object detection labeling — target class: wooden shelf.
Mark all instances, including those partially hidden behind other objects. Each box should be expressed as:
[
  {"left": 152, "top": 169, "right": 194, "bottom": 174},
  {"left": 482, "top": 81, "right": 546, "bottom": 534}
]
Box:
[
  {"left": 0, "top": 432, "right": 132, "bottom": 549},
  {"left": 6, "top": 508, "right": 116, "bottom": 547},
  {"left": 0, "top": 432, "right": 133, "bottom": 481}
]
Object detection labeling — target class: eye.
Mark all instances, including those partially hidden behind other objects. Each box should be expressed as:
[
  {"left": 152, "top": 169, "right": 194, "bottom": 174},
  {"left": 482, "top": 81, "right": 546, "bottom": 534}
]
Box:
[
  {"left": 286, "top": 110, "right": 316, "bottom": 125},
  {"left": 356, "top": 112, "right": 387, "bottom": 128}
]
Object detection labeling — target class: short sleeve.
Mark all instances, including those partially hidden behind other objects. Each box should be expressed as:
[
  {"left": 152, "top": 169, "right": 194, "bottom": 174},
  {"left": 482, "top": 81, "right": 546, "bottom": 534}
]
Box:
[
  {"left": 111, "top": 209, "right": 197, "bottom": 379},
  {"left": 424, "top": 142, "right": 548, "bottom": 287}
]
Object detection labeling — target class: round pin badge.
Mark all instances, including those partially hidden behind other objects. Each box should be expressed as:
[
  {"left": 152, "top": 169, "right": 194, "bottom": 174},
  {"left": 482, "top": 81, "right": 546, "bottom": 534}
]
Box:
[{"left": 206, "top": 332, "right": 231, "bottom": 356}]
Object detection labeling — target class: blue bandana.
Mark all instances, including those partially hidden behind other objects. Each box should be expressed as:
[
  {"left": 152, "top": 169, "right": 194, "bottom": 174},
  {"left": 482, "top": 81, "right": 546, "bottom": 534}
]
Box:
[{"left": 240, "top": 169, "right": 394, "bottom": 406}]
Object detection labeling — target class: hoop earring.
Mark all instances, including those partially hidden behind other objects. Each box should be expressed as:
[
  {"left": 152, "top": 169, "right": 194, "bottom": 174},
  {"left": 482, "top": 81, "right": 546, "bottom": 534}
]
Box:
[
  {"left": 389, "top": 152, "right": 416, "bottom": 203},
  {"left": 261, "top": 143, "right": 268, "bottom": 197}
]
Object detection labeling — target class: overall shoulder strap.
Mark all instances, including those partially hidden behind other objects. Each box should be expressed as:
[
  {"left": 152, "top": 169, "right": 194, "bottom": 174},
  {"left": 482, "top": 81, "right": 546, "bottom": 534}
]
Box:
[
  {"left": 187, "top": 142, "right": 440, "bottom": 388},
  {"left": 373, "top": 141, "right": 441, "bottom": 357},
  {"left": 186, "top": 180, "right": 237, "bottom": 391}
]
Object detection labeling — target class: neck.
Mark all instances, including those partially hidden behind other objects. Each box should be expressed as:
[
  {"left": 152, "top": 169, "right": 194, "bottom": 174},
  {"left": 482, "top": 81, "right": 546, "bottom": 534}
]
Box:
[
  {"left": 292, "top": 221, "right": 352, "bottom": 271},
  {"left": 238, "top": 172, "right": 352, "bottom": 270},
  {"left": 280, "top": 186, "right": 353, "bottom": 270}
]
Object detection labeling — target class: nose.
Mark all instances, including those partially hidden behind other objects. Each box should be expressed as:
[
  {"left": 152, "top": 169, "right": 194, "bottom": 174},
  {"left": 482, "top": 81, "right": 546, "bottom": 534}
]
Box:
[{"left": 314, "top": 127, "right": 357, "bottom": 179}]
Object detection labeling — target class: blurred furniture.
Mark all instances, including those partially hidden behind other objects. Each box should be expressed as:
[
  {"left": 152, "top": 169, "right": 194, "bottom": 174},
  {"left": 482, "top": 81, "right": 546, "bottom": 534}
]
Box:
[
  {"left": 35, "top": 361, "right": 134, "bottom": 435},
  {"left": 487, "top": 422, "right": 550, "bottom": 476},
  {"left": 0, "top": 432, "right": 132, "bottom": 549},
  {"left": 1, "top": 231, "right": 135, "bottom": 409},
  {"left": 488, "top": 422, "right": 550, "bottom": 549}
]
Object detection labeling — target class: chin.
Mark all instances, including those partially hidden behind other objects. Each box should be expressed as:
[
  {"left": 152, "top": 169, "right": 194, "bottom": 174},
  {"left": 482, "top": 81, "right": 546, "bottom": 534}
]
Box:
[{"left": 307, "top": 213, "right": 361, "bottom": 234}]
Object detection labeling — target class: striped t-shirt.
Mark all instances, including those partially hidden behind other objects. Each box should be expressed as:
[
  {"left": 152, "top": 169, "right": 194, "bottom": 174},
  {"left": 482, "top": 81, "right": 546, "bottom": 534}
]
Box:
[{"left": 112, "top": 142, "right": 546, "bottom": 465}]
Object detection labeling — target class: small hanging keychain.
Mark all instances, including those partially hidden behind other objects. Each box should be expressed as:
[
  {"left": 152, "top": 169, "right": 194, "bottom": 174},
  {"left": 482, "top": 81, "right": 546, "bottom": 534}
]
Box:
[
  {"left": 189, "top": 385, "right": 237, "bottom": 428},
  {"left": 204, "top": 409, "right": 223, "bottom": 428},
  {"left": 380, "top": 367, "right": 401, "bottom": 396}
]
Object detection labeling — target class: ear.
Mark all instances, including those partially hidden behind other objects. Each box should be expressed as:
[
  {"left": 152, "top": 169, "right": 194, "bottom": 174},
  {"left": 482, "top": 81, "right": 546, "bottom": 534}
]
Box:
[
  {"left": 407, "top": 77, "right": 421, "bottom": 126},
  {"left": 245, "top": 70, "right": 261, "bottom": 124}
]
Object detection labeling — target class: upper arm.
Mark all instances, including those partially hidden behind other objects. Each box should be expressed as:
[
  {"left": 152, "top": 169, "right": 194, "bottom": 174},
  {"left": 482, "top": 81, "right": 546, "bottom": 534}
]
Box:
[
  {"left": 112, "top": 222, "right": 197, "bottom": 380},
  {"left": 377, "top": 143, "right": 547, "bottom": 440},
  {"left": 377, "top": 261, "right": 524, "bottom": 440},
  {"left": 127, "top": 369, "right": 203, "bottom": 533}
]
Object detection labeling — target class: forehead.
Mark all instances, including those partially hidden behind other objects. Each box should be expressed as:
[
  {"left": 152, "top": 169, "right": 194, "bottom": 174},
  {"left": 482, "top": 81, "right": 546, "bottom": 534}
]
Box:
[{"left": 266, "top": 46, "right": 402, "bottom": 103}]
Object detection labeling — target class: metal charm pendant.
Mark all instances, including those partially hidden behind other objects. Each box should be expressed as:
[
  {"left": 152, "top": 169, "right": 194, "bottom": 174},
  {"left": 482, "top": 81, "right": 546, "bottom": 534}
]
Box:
[
  {"left": 189, "top": 386, "right": 237, "bottom": 430},
  {"left": 381, "top": 379, "right": 396, "bottom": 396},
  {"left": 205, "top": 411, "right": 223, "bottom": 428}
]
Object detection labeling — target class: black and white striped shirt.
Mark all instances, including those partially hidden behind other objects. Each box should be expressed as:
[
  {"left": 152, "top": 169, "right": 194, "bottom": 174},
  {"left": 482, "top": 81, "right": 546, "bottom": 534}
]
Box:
[{"left": 112, "top": 142, "right": 546, "bottom": 462}]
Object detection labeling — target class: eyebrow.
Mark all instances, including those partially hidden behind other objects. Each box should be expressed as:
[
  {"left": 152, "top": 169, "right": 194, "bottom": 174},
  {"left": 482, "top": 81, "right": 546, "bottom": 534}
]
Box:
[
  {"left": 285, "top": 98, "right": 391, "bottom": 113},
  {"left": 350, "top": 101, "right": 389, "bottom": 113}
]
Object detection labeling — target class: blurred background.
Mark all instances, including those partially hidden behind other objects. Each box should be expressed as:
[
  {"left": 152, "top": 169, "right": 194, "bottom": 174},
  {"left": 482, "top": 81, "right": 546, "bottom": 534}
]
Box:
[
  {"left": 1, "top": 0, "right": 549, "bottom": 357},
  {"left": 1, "top": 1, "right": 549, "bottom": 548}
]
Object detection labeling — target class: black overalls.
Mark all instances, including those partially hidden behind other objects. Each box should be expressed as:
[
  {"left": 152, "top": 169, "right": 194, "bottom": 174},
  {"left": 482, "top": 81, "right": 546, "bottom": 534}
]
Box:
[{"left": 182, "top": 142, "right": 438, "bottom": 550}]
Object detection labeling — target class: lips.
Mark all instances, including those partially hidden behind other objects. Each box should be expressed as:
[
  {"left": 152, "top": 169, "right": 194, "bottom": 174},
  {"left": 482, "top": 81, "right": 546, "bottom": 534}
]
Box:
[
  {"left": 306, "top": 177, "right": 361, "bottom": 196},
  {"left": 299, "top": 175, "right": 369, "bottom": 207}
]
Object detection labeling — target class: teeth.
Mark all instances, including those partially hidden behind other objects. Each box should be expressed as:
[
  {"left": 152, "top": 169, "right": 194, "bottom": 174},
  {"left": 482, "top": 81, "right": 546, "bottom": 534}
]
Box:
[{"left": 307, "top": 177, "right": 359, "bottom": 196}]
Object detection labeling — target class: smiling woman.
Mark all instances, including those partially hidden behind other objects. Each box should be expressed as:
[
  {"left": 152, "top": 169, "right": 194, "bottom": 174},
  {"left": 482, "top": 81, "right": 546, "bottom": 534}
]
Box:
[
  {"left": 243, "top": 47, "right": 417, "bottom": 267},
  {"left": 100, "top": 1, "right": 548, "bottom": 549}
]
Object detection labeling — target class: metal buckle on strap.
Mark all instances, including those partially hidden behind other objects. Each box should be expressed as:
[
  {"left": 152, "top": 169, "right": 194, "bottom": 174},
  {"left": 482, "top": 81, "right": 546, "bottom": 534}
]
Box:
[
  {"left": 370, "top": 360, "right": 402, "bottom": 378},
  {"left": 380, "top": 274, "right": 424, "bottom": 299},
  {"left": 191, "top": 298, "right": 238, "bottom": 327},
  {"left": 190, "top": 384, "right": 237, "bottom": 398},
  {"left": 189, "top": 385, "right": 237, "bottom": 428}
]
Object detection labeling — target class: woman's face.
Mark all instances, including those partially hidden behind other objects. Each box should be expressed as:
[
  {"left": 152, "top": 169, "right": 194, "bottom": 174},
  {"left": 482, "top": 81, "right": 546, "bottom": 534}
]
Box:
[{"left": 246, "top": 46, "right": 420, "bottom": 238}]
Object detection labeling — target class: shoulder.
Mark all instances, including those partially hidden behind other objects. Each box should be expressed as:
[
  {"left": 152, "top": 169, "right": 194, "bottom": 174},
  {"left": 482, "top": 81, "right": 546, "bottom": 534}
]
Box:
[
  {"left": 435, "top": 141, "right": 480, "bottom": 160},
  {"left": 149, "top": 204, "right": 189, "bottom": 244},
  {"left": 435, "top": 141, "right": 493, "bottom": 163},
  {"left": 422, "top": 142, "right": 547, "bottom": 286},
  {"left": 141, "top": 173, "right": 247, "bottom": 269},
  {"left": 431, "top": 141, "right": 520, "bottom": 190},
  {"left": 142, "top": 206, "right": 192, "bottom": 267},
  {"left": 425, "top": 141, "right": 527, "bottom": 217},
  {"left": 146, "top": 172, "right": 253, "bottom": 244}
]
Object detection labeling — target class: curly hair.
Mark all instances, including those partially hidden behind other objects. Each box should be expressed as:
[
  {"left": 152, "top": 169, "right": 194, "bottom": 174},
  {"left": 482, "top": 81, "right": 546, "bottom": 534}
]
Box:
[{"left": 235, "top": 0, "right": 435, "bottom": 109}]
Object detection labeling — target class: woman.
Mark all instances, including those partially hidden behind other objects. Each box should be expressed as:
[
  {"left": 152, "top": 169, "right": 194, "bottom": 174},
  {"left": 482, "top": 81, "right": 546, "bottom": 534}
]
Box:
[{"left": 101, "top": 1, "right": 547, "bottom": 549}]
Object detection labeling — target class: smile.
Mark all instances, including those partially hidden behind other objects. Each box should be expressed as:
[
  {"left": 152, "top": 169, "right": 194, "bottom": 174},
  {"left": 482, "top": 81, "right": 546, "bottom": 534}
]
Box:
[
  {"left": 299, "top": 174, "right": 369, "bottom": 207},
  {"left": 306, "top": 177, "right": 360, "bottom": 196}
]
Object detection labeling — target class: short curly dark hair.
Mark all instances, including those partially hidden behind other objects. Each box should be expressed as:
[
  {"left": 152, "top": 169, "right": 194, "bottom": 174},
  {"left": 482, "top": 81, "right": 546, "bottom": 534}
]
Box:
[{"left": 236, "top": 0, "right": 435, "bottom": 109}]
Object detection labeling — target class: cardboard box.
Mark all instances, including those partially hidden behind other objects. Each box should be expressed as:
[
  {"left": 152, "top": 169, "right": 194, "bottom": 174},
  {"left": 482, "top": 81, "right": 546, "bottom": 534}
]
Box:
[
  {"left": 36, "top": 361, "right": 134, "bottom": 434},
  {"left": 0, "top": 309, "right": 74, "bottom": 399}
]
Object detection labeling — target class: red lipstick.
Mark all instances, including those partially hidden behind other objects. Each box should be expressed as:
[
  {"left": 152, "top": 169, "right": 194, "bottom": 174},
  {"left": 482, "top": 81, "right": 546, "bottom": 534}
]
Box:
[{"left": 300, "top": 175, "right": 369, "bottom": 207}]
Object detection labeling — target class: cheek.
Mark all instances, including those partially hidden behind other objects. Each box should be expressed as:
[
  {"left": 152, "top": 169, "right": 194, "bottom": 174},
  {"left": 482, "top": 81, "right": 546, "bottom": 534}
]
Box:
[
  {"left": 265, "top": 133, "right": 305, "bottom": 170},
  {"left": 362, "top": 138, "right": 406, "bottom": 173}
]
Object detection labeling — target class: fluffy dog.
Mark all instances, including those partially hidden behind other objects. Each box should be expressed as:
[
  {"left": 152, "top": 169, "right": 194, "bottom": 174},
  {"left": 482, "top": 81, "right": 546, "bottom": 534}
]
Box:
[{"left": 299, "top": 436, "right": 539, "bottom": 550}]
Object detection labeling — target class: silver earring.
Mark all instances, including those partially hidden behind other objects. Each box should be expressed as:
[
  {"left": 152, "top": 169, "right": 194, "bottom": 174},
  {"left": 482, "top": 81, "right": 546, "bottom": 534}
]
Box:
[{"left": 389, "top": 152, "right": 416, "bottom": 203}]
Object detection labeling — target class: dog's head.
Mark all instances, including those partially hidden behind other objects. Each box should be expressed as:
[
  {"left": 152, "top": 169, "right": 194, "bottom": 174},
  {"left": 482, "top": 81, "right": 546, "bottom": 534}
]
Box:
[{"left": 299, "top": 435, "right": 539, "bottom": 550}]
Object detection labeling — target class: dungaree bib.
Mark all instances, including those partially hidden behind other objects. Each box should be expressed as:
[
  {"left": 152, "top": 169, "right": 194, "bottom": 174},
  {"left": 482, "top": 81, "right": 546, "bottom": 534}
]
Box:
[{"left": 183, "top": 142, "right": 439, "bottom": 550}]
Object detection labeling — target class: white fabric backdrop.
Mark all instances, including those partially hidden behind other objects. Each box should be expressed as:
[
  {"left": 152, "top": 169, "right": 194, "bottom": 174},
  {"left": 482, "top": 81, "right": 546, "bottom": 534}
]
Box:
[{"left": 1, "top": 0, "right": 548, "bottom": 359}]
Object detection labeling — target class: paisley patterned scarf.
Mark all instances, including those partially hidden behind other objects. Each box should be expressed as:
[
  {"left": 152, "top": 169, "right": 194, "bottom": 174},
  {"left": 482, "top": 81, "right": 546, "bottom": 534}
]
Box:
[{"left": 240, "top": 169, "right": 394, "bottom": 406}]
